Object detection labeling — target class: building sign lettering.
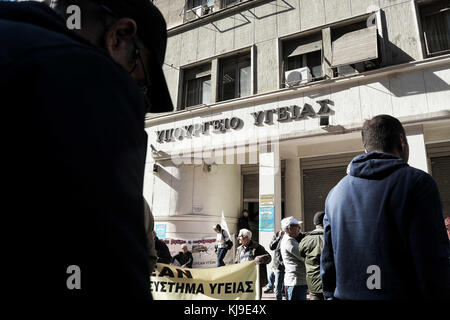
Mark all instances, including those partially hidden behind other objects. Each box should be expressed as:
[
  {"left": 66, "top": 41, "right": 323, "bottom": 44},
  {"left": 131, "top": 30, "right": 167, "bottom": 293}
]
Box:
[
  {"left": 156, "top": 117, "right": 242, "bottom": 143},
  {"left": 156, "top": 100, "right": 333, "bottom": 143},
  {"left": 252, "top": 99, "right": 332, "bottom": 125}
]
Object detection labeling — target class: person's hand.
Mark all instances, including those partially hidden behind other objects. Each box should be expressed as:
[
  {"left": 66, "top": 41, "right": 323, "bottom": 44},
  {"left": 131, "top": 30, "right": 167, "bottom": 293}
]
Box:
[{"left": 254, "top": 257, "right": 261, "bottom": 265}]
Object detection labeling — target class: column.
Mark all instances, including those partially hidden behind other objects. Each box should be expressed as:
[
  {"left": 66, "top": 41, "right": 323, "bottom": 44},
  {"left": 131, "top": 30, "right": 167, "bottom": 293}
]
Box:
[
  {"left": 406, "top": 126, "right": 429, "bottom": 173},
  {"left": 259, "top": 145, "right": 282, "bottom": 272},
  {"left": 285, "top": 158, "right": 302, "bottom": 223}
]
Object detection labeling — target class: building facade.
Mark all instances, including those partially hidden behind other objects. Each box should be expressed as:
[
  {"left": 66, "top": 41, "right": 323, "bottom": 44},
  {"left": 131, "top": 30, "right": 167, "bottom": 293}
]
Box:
[{"left": 145, "top": 0, "right": 450, "bottom": 265}]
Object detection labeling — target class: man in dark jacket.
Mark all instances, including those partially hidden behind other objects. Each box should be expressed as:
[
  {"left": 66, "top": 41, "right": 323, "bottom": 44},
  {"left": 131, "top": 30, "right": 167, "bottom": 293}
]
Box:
[
  {"left": 269, "top": 230, "right": 286, "bottom": 300},
  {"left": 173, "top": 244, "right": 194, "bottom": 268},
  {"left": 235, "top": 228, "right": 272, "bottom": 299},
  {"left": 321, "top": 115, "right": 450, "bottom": 300},
  {"left": 1, "top": 0, "right": 172, "bottom": 299},
  {"left": 237, "top": 209, "right": 251, "bottom": 234},
  {"left": 153, "top": 232, "right": 173, "bottom": 265},
  {"left": 299, "top": 211, "right": 325, "bottom": 300}
]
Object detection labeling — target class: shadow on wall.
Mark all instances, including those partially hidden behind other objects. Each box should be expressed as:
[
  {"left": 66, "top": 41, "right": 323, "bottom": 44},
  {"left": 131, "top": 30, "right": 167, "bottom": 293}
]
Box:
[
  {"left": 379, "top": 9, "right": 416, "bottom": 67},
  {"left": 206, "top": 0, "right": 295, "bottom": 33},
  {"left": 248, "top": 0, "right": 294, "bottom": 20},
  {"left": 376, "top": 10, "right": 450, "bottom": 97}
]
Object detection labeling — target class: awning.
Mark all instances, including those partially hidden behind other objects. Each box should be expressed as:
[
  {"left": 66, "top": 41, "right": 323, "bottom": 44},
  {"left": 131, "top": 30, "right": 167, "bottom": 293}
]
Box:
[
  {"left": 332, "top": 26, "right": 378, "bottom": 67},
  {"left": 286, "top": 39, "right": 323, "bottom": 58},
  {"left": 284, "top": 33, "right": 323, "bottom": 58}
]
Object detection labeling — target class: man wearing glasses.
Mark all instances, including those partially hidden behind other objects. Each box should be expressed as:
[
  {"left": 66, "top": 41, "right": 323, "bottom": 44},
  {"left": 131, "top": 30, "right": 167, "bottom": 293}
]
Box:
[{"left": 0, "top": 0, "right": 172, "bottom": 299}]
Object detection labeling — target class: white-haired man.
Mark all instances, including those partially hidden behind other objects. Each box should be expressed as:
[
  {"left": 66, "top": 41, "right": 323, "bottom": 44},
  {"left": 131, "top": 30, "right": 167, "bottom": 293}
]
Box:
[
  {"left": 235, "top": 229, "right": 272, "bottom": 299},
  {"left": 173, "top": 244, "right": 193, "bottom": 268},
  {"left": 280, "top": 216, "right": 307, "bottom": 300}
]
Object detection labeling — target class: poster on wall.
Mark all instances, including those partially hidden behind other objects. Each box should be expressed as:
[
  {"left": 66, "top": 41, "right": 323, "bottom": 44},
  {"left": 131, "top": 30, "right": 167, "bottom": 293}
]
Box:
[
  {"left": 259, "top": 206, "right": 275, "bottom": 232},
  {"left": 154, "top": 223, "right": 167, "bottom": 239},
  {"left": 161, "top": 236, "right": 235, "bottom": 268}
]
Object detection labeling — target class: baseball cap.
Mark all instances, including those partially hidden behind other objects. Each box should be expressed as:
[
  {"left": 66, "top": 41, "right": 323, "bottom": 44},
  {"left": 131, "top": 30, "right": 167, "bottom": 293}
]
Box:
[
  {"left": 281, "top": 216, "right": 302, "bottom": 230},
  {"left": 92, "top": 0, "right": 173, "bottom": 113}
]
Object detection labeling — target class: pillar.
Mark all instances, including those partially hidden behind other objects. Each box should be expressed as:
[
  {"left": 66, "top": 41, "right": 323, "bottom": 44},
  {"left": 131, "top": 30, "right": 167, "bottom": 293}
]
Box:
[
  {"left": 285, "top": 158, "right": 302, "bottom": 223},
  {"left": 258, "top": 145, "right": 282, "bottom": 272},
  {"left": 406, "top": 126, "right": 429, "bottom": 173}
]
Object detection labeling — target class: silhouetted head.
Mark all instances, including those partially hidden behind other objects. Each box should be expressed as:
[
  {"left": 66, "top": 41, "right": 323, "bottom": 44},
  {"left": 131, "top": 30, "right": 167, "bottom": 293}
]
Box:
[{"left": 362, "top": 115, "right": 409, "bottom": 162}]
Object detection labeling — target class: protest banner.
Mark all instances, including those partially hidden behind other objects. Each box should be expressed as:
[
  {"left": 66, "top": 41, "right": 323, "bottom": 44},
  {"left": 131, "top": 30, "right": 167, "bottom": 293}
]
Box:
[
  {"left": 150, "top": 261, "right": 260, "bottom": 300},
  {"left": 164, "top": 236, "right": 235, "bottom": 268}
]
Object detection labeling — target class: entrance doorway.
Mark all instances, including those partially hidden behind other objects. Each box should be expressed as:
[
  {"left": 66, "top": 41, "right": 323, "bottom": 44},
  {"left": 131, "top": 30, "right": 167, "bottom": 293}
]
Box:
[{"left": 242, "top": 164, "right": 286, "bottom": 241}]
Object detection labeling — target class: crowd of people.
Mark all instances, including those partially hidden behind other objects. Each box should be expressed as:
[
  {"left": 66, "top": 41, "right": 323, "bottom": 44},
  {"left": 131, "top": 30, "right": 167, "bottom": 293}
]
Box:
[
  {"left": 263, "top": 212, "right": 325, "bottom": 300},
  {"left": 146, "top": 116, "right": 450, "bottom": 300},
  {"left": 211, "top": 115, "right": 450, "bottom": 300}
]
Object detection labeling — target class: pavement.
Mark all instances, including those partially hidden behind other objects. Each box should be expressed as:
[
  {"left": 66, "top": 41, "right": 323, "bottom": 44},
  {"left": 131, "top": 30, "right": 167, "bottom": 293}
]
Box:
[
  {"left": 261, "top": 288, "right": 280, "bottom": 300},
  {"left": 261, "top": 288, "right": 312, "bottom": 300},
  {"left": 262, "top": 292, "right": 277, "bottom": 300}
]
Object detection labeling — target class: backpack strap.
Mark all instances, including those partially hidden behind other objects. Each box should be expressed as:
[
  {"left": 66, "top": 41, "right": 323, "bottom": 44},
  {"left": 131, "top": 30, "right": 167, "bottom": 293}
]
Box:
[{"left": 221, "top": 229, "right": 228, "bottom": 241}]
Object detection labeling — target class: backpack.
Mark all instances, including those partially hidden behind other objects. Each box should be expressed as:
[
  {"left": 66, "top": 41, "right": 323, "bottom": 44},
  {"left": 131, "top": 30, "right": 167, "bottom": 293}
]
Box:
[{"left": 222, "top": 230, "right": 233, "bottom": 250}]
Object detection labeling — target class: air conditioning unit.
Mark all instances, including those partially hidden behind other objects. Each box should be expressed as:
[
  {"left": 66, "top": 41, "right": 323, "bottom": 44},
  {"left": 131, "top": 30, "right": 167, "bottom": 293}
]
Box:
[{"left": 284, "top": 67, "right": 312, "bottom": 87}]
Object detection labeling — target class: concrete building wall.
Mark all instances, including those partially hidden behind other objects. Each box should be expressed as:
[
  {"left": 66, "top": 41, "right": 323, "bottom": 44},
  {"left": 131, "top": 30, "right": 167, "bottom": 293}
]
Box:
[
  {"left": 148, "top": 63, "right": 450, "bottom": 156},
  {"left": 144, "top": 159, "right": 241, "bottom": 222},
  {"left": 155, "top": 0, "right": 427, "bottom": 110}
]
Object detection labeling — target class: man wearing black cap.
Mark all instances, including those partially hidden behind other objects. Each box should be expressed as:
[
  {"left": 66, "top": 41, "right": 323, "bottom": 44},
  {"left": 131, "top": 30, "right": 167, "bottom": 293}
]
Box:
[
  {"left": 299, "top": 211, "right": 325, "bottom": 300},
  {"left": 0, "top": 0, "right": 172, "bottom": 299}
]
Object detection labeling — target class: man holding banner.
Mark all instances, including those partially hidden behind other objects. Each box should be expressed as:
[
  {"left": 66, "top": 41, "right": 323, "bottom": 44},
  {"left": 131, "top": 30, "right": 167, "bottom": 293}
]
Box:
[
  {"left": 235, "top": 229, "right": 272, "bottom": 299},
  {"left": 150, "top": 261, "right": 261, "bottom": 300}
]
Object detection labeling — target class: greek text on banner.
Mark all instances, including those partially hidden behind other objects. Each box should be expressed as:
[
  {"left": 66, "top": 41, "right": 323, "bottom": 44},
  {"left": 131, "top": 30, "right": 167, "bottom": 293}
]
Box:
[{"left": 150, "top": 261, "right": 260, "bottom": 300}]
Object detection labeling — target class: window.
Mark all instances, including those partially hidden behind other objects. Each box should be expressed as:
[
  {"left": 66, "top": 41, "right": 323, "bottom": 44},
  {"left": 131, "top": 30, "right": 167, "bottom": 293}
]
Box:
[
  {"left": 181, "top": 64, "right": 211, "bottom": 110},
  {"left": 420, "top": 0, "right": 450, "bottom": 56},
  {"left": 331, "top": 20, "right": 380, "bottom": 76},
  {"left": 286, "top": 51, "right": 322, "bottom": 78},
  {"left": 282, "top": 33, "right": 323, "bottom": 86},
  {"left": 219, "top": 54, "right": 251, "bottom": 101}
]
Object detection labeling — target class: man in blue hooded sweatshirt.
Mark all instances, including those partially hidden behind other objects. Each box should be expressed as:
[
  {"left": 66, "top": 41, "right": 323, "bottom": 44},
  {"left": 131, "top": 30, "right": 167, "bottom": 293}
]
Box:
[{"left": 321, "top": 114, "right": 450, "bottom": 300}]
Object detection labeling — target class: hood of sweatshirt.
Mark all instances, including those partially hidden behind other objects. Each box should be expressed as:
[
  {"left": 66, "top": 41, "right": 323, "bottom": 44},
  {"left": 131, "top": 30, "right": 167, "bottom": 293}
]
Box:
[{"left": 347, "top": 152, "right": 408, "bottom": 180}]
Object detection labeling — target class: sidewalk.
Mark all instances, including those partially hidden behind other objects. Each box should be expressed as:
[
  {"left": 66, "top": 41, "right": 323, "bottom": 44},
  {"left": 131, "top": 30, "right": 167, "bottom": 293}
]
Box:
[{"left": 261, "top": 291, "right": 277, "bottom": 300}]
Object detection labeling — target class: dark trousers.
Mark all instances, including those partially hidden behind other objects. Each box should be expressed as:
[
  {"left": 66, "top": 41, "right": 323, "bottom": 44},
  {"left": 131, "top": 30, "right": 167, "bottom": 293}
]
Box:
[
  {"left": 286, "top": 285, "right": 307, "bottom": 300},
  {"left": 267, "top": 270, "right": 275, "bottom": 290},
  {"left": 274, "top": 268, "right": 285, "bottom": 300},
  {"left": 217, "top": 248, "right": 228, "bottom": 267}
]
